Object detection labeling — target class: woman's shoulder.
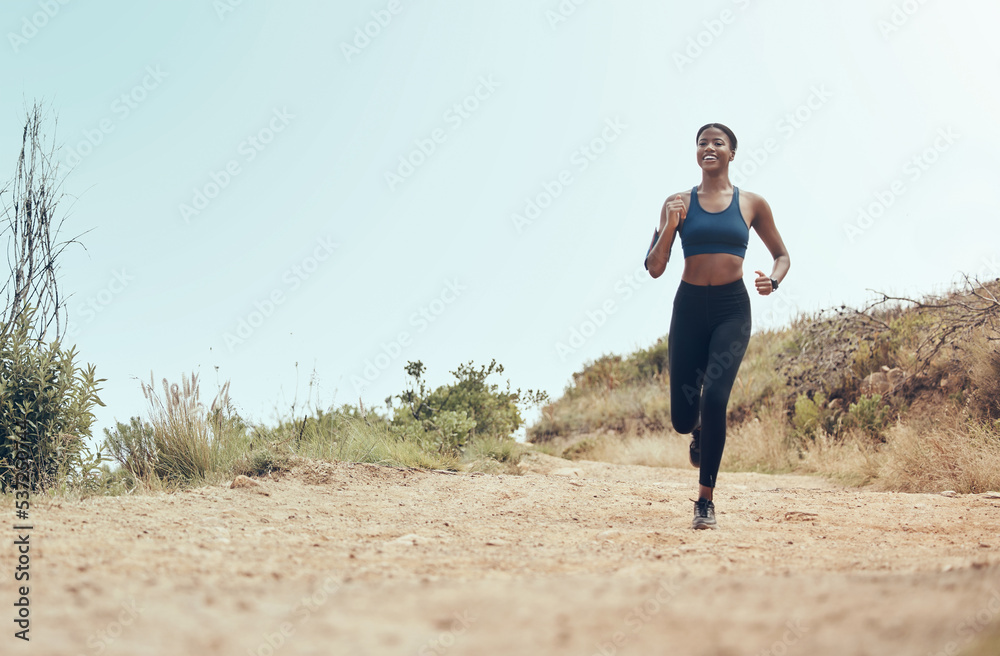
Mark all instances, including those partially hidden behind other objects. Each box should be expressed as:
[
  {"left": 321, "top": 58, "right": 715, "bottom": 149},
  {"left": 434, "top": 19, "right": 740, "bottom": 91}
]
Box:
[
  {"left": 665, "top": 188, "right": 693, "bottom": 203},
  {"left": 736, "top": 187, "right": 769, "bottom": 204}
]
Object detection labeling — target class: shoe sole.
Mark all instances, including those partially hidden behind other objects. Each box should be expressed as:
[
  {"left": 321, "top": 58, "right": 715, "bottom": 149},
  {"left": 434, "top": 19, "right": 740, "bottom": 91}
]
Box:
[{"left": 692, "top": 520, "right": 717, "bottom": 530}]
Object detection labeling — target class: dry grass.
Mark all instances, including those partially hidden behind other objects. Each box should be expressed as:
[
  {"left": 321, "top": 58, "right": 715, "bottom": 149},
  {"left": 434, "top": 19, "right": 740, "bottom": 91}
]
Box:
[
  {"left": 723, "top": 401, "right": 798, "bottom": 474},
  {"left": 542, "top": 399, "right": 1000, "bottom": 494},
  {"left": 873, "top": 417, "right": 1000, "bottom": 494},
  {"left": 533, "top": 380, "right": 671, "bottom": 439},
  {"left": 727, "top": 328, "right": 791, "bottom": 412},
  {"left": 531, "top": 279, "right": 1000, "bottom": 494},
  {"left": 558, "top": 432, "right": 689, "bottom": 468},
  {"left": 796, "top": 430, "right": 883, "bottom": 488}
]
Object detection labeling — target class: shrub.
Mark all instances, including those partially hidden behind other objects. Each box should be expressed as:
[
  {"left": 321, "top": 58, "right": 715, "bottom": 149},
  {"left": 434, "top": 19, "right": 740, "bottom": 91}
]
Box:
[
  {"left": 965, "top": 333, "right": 1000, "bottom": 420},
  {"left": 843, "top": 394, "right": 893, "bottom": 441},
  {"left": 851, "top": 331, "right": 900, "bottom": 379},
  {"left": 464, "top": 434, "right": 528, "bottom": 474},
  {"left": 629, "top": 337, "right": 670, "bottom": 380},
  {"left": 0, "top": 306, "right": 105, "bottom": 491},
  {"left": 391, "top": 359, "right": 547, "bottom": 454},
  {"left": 791, "top": 392, "right": 839, "bottom": 439}
]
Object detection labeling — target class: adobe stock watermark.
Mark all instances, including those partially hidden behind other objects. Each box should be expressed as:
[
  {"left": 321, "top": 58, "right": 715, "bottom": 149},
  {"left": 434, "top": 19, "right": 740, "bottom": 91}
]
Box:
[
  {"left": 927, "top": 588, "right": 1000, "bottom": 656},
  {"left": 877, "top": 0, "right": 932, "bottom": 39},
  {"left": 7, "top": 0, "right": 73, "bottom": 54},
  {"left": 66, "top": 269, "right": 135, "bottom": 338},
  {"left": 213, "top": 0, "right": 245, "bottom": 21},
  {"left": 843, "top": 126, "right": 959, "bottom": 243},
  {"left": 351, "top": 278, "right": 467, "bottom": 394},
  {"left": 545, "top": 0, "right": 591, "bottom": 30},
  {"left": 751, "top": 617, "right": 809, "bottom": 656},
  {"left": 590, "top": 575, "right": 685, "bottom": 656},
  {"left": 340, "top": 0, "right": 408, "bottom": 62},
  {"left": 223, "top": 236, "right": 338, "bottom": 351},
  {"left": 63, "top": 65, "right": 168, "bottom": 169},
  {"left": 179, "top": 107, "right": 294, "bottom": 223},
  {"left": 729, "top": 84, "right": 833, "bottom": 188},
  {"left": 246, "top": 575, "right": 343, "bottom": 656},
  {"left": 755, "top": 285, "right": 802, "bottom": 329},
  {"left": 673, "top": 0, "right": 754, "bottom": 72},
  {"left": 415, "top": 610, "right": 477, "bottom": 656},
  {"left": 555, "top": 262, "right": 648, "bottom": 361},
  {"left": 384, "top": 75, "right": 501, "bottom": 192},
  {"left": 75, "top": 598, "right": 145, "bottom": 655},
  {"left": 511, "top": 117, "right": 627, "bottom": 233}
]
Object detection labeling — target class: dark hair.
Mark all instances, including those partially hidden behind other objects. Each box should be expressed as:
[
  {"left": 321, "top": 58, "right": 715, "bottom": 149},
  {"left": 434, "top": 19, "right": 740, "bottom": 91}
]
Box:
[{"left": 696, "top": 123, "right": 737, "bottom": 152}]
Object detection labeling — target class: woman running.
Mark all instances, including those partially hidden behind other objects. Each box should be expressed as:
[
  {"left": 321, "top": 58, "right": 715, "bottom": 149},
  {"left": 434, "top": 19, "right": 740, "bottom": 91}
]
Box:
[{"left": 644, "top": 123, "right": 790, "bottom": 529}]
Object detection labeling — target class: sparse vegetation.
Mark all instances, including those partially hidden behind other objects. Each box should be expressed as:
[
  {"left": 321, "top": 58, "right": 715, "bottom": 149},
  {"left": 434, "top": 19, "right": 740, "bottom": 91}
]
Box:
[
  {"left": 11, "top": 275, "right": 1000, "bottom": 497},
  {"left": 530, "top": 277, "right": 1000, "bottom": 494},
  {"left": 96, "top": 359, "right": 547, "bottom": 492}
]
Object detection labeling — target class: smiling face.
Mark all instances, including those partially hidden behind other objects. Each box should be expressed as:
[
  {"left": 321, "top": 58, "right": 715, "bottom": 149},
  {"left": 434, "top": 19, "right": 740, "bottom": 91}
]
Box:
[{"left": 696, "top": 127, "right": 734, "bottom": 170}]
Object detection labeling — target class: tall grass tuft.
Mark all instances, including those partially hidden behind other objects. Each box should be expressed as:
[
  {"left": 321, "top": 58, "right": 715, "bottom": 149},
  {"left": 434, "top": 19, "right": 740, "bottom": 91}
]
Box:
[{"left": 104, "top": 373, "right": 250, "bottom": 486}]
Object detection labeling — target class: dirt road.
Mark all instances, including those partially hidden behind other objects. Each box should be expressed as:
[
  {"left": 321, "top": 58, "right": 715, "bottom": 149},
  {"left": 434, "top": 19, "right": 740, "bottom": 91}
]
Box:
[{"left": 3, "top": 453, "right": 1000, "bottom": 655}]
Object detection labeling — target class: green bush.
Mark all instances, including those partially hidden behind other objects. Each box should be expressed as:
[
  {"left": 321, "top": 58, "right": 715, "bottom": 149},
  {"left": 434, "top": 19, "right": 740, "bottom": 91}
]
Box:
[
  {"left": 391, "top": 359, "right": 547, "bottom": 455},
  {"left": 628, "top": 337, "right": 670, "bottom": 380},
  {"left": 0, "top": 307, "right": 105, "bottom": 491},
  {"left": 792, "top": 392, "right": 839, "bottom": 439},
  {"left": 843, "top": 393, "right": 892, "bottom": 440}
]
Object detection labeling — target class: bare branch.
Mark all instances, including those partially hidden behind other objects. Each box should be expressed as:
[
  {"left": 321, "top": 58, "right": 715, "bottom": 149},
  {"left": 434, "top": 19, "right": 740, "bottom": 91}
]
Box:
[{"left": 0, "top": 100, "right": 85, "bottom": 342}]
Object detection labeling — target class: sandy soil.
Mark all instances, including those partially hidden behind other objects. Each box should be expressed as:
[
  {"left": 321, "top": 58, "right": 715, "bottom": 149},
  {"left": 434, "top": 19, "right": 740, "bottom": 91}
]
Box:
[{"left": 3, "top": 453, "right": 1000, "bottom": 656}]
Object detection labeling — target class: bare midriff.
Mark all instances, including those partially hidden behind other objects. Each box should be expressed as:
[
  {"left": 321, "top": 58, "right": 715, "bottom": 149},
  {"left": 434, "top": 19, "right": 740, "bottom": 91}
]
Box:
[{"left": 681, "top": 252, "right": 744, "bottom": 286}]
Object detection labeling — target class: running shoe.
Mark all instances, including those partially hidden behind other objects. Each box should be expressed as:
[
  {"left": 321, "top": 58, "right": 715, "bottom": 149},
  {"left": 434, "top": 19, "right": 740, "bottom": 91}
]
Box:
[
  {"left": 689, "top": 425, "right": 701, "bottom": 468},
  {"left": 692, "top": 497, "right": 717, "bottom": 530}
]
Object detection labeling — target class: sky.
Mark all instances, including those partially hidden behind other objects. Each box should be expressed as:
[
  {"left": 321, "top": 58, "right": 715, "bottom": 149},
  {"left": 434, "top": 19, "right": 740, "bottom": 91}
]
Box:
[{"left": 1, "top": 0, "right": 998, "bottom": 447}]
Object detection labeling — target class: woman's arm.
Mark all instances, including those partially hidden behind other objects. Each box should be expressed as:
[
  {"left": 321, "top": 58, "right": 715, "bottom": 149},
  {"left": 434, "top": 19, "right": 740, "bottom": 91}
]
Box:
[
  {"left": 646, "top": 194, "right": 685, "bottom": 279},
  {"left": 749, "top": 193, "right": 790, "bottom": 295}
]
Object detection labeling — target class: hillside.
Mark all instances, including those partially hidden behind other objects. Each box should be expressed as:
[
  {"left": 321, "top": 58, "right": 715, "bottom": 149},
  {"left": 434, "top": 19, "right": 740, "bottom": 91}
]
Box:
[{"left": 528, "top": 277, "right": 1000, "bottom": 493}]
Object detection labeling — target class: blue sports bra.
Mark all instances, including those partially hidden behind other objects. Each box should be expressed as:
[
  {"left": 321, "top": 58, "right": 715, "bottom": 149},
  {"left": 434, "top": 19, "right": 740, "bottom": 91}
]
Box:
[{"left": 679, "top": 186, "right": 749, "bottom": 258}]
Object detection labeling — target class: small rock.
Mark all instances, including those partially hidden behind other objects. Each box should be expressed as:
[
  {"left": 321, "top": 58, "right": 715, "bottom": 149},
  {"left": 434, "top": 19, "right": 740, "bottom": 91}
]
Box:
[
  {"left": 392, "top": 534, "right": 424, "bottom": 546},
  {"left": 231, "top": 475, "right": 260, "bottom": 489},
  {"left": 551, "top": 467, "right": 583, "bottom": 478},
  {"left": 939, "top": 490, "right": 958, "bottom": 497}
]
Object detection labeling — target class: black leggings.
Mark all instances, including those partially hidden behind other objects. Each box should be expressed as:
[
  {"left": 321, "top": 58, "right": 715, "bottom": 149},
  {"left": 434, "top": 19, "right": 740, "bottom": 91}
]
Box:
[{"left": 668, "top": 278, "right": 751, "bottom": 488}]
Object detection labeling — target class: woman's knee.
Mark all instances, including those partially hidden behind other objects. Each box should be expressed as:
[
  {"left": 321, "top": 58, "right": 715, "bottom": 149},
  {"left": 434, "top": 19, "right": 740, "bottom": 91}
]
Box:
[
  {"left": 671, "top": 407, "right": 698, "bottom": 434},
  {"left": 670, "top": 403, "right": 698, "bottom": 433}
]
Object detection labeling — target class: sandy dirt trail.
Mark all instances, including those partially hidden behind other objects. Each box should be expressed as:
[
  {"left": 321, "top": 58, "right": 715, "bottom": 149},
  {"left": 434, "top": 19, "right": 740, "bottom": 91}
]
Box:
[{"left": 3, "top": 453, "right": 1000, "bottom": 656}]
